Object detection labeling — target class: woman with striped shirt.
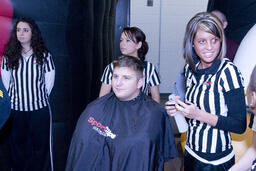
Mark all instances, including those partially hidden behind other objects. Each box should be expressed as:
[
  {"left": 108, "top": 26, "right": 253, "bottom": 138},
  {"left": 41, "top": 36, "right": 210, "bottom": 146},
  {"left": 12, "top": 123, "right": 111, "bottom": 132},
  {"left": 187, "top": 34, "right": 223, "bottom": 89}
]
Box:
[
  {"left": 1, "top": 17, "right": 55, "bottom": 171},
  {"left": 99, "top": 27, "right": 161, "bottom": 103},
  {"left": 165, "top": 12, "right": 246, "bottom": 170}
]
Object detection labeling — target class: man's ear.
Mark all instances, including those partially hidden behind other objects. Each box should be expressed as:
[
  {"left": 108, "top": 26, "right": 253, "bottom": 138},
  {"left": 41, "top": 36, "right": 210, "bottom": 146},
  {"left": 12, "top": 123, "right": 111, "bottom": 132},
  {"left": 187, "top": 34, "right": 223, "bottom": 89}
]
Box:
[
  {"left": 136, "top": 41, "right": 142, "bottom": 50},
  {"left": 137, "top": 77, "right": 144, "bottom": 89}
]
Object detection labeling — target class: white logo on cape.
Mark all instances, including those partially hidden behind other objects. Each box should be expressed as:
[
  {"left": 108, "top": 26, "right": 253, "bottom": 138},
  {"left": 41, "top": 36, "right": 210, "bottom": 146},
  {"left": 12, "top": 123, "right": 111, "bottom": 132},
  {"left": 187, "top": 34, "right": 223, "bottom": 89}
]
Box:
[
  {"left": 88, "top": 116, "right": 117, "bottom": 139},
  {"left": 92, "top": 126, "right": 117, "bottom": 139}
]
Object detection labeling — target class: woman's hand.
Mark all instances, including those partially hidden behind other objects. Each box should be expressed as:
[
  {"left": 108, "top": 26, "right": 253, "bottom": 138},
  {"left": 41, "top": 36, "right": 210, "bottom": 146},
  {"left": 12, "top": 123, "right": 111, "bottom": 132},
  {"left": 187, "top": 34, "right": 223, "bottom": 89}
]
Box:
[
  {"left": 175, "top": 100, "right": 200, "bottom": 120},
  {"left": 165, "top": 101, "right": 177, "bottom": 116},
  {"left": 175, "top": 99, "right": 218, "bottom": 126},
  {"left": 165, "top": 95, "right": 180, "bottom": 116}
]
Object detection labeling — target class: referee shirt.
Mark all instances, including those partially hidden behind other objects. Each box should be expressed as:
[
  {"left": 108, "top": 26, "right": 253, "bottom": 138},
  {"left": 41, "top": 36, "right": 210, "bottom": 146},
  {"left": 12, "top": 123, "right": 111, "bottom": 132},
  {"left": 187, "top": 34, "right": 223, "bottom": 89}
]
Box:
[
  {"left": 184, "top": 58, "right": 246, "bottom": 165},
  {"left": 1, "top": 53, "right": 55, "bottom": 111},
  {"left": 101, "top": 60, "right": 160, "bottom": 95}
]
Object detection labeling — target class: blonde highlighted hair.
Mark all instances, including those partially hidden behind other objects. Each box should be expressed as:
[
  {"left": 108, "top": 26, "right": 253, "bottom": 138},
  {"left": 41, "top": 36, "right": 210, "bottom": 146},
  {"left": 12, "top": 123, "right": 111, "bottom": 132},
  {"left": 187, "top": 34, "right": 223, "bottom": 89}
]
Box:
[{"left": 183, "top": 12, "right": 226, "bottom": 71}]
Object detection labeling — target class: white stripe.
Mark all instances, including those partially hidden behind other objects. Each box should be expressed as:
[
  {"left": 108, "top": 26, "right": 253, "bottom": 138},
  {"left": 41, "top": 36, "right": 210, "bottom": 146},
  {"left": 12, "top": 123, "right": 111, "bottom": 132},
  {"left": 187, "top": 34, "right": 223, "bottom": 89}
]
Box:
[
  {"left": 37, "top": 65, "right": 43, "bottom": 109},
  {"left": 222, "top": 73, "right": 230, "bottom": 91},
  {"left": 220, "top": 130, "right": 226, "bottom": 151},
  {"left": 28, "top": 57, "right": 33, "bottom": 110},
  {"left": 211, "top": 129, "right": 218, "bottom": 153},
  {"left": 202, "top": 125, "right": 210, "bottom": 152},
  {"left": 189, "top": 121, "right": 194, "bottom": 148},
  {"left": 229, "top": 66, "right": 239, "bottom": 89},
  {"left": 185, "top": 145, "right": 234, "bottom": 165},
  {"left": 23, "top": 58, "right": 28, "bottom": 111},
  {"left": 17, "top": 63, "right": 23, "bottom": 110},
  {"left": 33, "top": 61, "right": 39, "bottom": 110},
  {"left": 194, "top": 123, "right": 203, "bottom": 151},
  {"left": 227, "top": 132, "right": 232, "bottom": 149}
]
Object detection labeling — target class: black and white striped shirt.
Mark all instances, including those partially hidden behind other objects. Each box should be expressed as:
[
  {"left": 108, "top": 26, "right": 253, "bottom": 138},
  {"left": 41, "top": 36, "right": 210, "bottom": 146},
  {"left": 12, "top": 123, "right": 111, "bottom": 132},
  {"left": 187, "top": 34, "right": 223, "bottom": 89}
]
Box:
[
  {"left": 1, "top": 53, "right": 55, "bottom": 111},
  {"left": 184, "top": 59, "right": 245, "bottom": 165},
  {"left": 101, "top": 60, "right": 160, "bottom": 95}
]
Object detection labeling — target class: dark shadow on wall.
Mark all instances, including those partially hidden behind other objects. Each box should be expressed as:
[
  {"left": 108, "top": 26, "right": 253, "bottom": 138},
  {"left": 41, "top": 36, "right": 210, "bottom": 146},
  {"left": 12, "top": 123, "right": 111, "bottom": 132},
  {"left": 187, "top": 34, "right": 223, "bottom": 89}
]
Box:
[
  {"left": 207, "top": 0, "right": 256, "bottom": 43},
  {"left": 0, "top": 0, "right": 117, "bottom": 170}
]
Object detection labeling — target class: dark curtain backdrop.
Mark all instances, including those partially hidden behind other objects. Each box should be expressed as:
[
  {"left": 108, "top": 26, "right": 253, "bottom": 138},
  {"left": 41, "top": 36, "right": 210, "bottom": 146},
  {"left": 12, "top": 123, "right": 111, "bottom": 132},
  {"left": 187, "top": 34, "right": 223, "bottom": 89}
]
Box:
[
  {"left": 207, "top": 0, "right": 256, "bottom": 43},
  {"left": 0, "top": 0, "right": 118, "bottom": 170}
]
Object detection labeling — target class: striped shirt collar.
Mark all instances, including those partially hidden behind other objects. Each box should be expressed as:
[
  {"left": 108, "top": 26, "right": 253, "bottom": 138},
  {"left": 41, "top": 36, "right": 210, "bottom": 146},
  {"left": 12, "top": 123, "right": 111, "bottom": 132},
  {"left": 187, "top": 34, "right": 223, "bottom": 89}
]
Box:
[{"left": 195, "top": 59, "right": 221, "bottom": 75}]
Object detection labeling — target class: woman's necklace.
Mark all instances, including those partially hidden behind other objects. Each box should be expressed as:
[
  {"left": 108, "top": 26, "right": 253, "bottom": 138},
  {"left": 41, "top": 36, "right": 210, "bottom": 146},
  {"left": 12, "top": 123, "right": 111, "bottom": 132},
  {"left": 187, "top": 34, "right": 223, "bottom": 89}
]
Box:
[{"left": 22, "top": 48, "right": 32, "bottom": 54}]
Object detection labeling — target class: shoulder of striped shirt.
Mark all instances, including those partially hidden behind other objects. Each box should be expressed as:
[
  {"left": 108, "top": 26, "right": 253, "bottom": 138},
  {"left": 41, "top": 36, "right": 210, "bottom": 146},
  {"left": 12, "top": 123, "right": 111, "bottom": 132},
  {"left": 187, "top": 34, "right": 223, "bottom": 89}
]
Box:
[
  {"left": 218, "top": 59, "right": 239, "bottom": 74},
  {"left": 43, "top": 52, "right": 51, "bottom": 58}
]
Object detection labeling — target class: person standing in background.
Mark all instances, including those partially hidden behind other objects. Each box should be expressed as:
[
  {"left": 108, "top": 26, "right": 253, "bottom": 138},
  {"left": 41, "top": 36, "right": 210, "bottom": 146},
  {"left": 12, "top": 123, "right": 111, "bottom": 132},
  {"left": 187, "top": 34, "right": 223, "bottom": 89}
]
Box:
[
  {"left": 1, "top": 17, "right": 55, "bottom": 171},
  {"left": 99, "top": 27, "right": 161, "bottom": 103},
  {"left": 211, "top": 10, "right": 240, "bottom": 62},
  {"left": 165, "top": 12, "right": 246, "bottom": 170}
]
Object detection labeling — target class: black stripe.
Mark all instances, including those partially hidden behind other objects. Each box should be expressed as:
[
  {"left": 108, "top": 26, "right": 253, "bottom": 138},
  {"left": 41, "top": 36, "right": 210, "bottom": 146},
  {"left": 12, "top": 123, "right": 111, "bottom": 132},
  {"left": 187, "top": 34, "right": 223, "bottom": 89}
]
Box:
[
  {"left": 35, "top": 63, "right": 40, "bottom": 109},
  {"left": 206, "top": 129, "right": 213, "bottom": 153},
  {"left": 31, "top": 56, "right": 35, "bottom": 110},
  {"left": 224, "top": 69, "right": 234, "bottom": 90},
  {"left": 25, "top": 58, "right": 30, "bottom": 111},
  {"left": 49, "top": 54, "right": 55, "bottom": 70},
  {"left": 39, "top": 65, "right": 44, "bottom": 107},
  {"left": 20, "top": 59, "right": 25, "bottom": 111}
]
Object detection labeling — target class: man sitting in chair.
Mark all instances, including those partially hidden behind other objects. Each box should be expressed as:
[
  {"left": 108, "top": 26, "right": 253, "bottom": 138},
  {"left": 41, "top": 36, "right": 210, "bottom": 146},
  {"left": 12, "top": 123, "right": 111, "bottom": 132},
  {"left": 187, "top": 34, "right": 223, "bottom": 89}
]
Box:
[{"left": 65, "top": 55, "right": 178, "bottom": 171}]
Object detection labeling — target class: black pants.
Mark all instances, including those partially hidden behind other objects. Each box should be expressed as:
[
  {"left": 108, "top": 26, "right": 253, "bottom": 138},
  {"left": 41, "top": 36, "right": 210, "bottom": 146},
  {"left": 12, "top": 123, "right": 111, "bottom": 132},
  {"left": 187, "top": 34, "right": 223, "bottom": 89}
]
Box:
[
  {"left": 184, "top": 150, "right": 235, "bottom": 171},
  {"left": 10, "top": 107, "right": 51, "bottom": 171}
]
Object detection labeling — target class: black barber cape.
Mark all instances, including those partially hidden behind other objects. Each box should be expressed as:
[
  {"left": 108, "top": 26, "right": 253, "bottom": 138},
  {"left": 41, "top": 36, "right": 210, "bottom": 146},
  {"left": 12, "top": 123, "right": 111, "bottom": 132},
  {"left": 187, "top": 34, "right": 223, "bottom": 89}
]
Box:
[
  {"left": 66, "top": 92, "right": 178, "bottom": 171},
  {"left": 0, "top": 78, "right": 11, "bottom": 130}
]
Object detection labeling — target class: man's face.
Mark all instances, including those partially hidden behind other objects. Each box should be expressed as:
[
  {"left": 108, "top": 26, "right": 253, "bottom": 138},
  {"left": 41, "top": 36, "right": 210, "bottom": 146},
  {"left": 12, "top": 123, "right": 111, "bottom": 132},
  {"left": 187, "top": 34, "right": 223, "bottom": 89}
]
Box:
[{"left": 112, "top": 66, "right": 143, "bottom": 101}]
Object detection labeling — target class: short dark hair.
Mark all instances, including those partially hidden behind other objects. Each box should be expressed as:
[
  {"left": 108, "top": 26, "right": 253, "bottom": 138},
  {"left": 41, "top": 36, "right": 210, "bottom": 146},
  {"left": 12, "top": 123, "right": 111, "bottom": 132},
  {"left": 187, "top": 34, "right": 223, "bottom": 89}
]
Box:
[
  {"left": 113, "top": 55, "right": 144, "bottom": 78},
  {"left": 122, "top": 27, "right": 148, "bottom": 61}
]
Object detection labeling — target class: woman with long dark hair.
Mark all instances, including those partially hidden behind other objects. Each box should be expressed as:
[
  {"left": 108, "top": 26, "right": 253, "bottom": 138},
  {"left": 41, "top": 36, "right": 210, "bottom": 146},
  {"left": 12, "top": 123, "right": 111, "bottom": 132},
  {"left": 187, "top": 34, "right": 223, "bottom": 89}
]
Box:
[{"left": 1, "top": 17, "right": 55, "bottom": 171}]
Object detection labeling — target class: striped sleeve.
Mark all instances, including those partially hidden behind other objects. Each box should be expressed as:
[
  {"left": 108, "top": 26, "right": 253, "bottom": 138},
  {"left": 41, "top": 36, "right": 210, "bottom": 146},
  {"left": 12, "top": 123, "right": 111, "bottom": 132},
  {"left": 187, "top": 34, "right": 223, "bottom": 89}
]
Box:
[
  {"left": 44, "top": 53, "right": 55, "bottom": 95},
  {"left": 1, "top": 57, "right": 11, "bottom": 90},
  {"left": 1, "top": 56, "right": 9, "bottom": 71},
  {"left": 216, "top": 62, "right": 246, "bottom": 133},
  {"left": 100, "top": 63, "right": 113, "bottom": 85},
  {"left": 148, "top": 63, "right": 160, "bottom": 86},
  {"left": 44, "top": 53, "right": 55, "bottom": 72},
  {"left": 219, "top": 63, "right": 244, "bottom": 92}
]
